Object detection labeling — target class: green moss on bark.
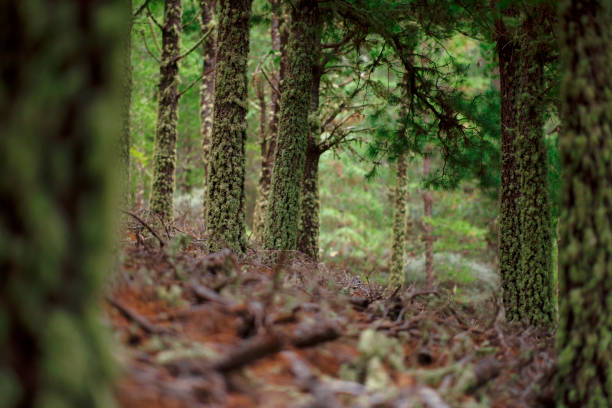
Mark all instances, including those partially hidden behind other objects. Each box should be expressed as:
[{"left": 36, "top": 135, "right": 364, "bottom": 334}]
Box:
[
  {"left": 150, "top": 0, "right": 183, "bottom": 223},
  {"left": 253, "top": 1, "right": 284, "bottom": 242},
  {"left": 297, "top": 141, "right": 321, "bottom": 260},
  {"left": 200, "top": 0, "right": 216, "bottom": 224},
  {"left": 511, "top": 14, "right": 554, "bottom": 326},
  {"left": 263, "top": 0, "right": 319, "bottom": 252},
  {"left": 205, "top": 0, "right": 252, "bottom": 253},
  {"left": 0, "top": 1, "right": 124, "bottom": 405},
  {"left": 556, "top": 0, "right": 612, "bottom": 405},
  {"left": 389, "top": 153, "right": 408, "bottom": 288},
  {"left": 497, "top": 32, "right": 523, "bottom": 319}
]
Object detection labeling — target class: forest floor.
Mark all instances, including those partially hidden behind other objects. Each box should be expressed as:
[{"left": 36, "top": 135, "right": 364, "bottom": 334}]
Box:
[{"left": 106, "top": 218, "right": 556, "bottom": 408}]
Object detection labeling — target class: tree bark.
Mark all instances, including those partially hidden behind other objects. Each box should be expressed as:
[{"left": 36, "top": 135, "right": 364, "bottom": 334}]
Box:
[
  {"left": 389, "top": 153, "right": 408, "bottom": 287},
  {"left": 263, "top": 0, "right": 318, "bottom": 252},
  {"left": 200, "top": 0, "right": 216, "bottom": 225},
  {"left": 423, "top": 153, "right": 434, "bottom": 289},
  {"left": 253, "top": 0, "right": 285, "bottom": 241},
  {"left": 496, "top": 27, "right": 523, "bottom": 321},
  {"left": 514, "top": 13, "right": 554, "bottom": 325},
  {"left": 121, "top": 0, "right": 133, "bottom": 206},
  {"left": 150, "top": 0, "right": 183, "bottom": 223},
  {"left": 0, "top": 0, "right": 124, "bottom": 405},
  {"left": 556, "top": 0, "right": 612, "bottom": 405},
  {"left": 206, "top": 0, "right": 252, "bottom": 253},
  {"left": 297, "top": 141, "right": 321, "bottom": 259}
]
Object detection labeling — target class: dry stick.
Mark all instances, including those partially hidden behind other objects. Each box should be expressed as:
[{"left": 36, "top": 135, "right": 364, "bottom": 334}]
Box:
[
  {"left": 106, "top": 296, "right": 171, "bottom": 334},
  {"left": 207, "top": 323, "right": 341, "bottom": 374},
  {"left": 122, "top": 210, "right": 166, "bottom": 247}
]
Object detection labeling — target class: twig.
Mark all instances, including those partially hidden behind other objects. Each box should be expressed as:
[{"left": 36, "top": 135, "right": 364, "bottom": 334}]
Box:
[
  {"left": 176, "top": 27, "right": 214, "bottom": 61},
  {"left": 121, "top": 210, "right": 166, "bottom": 247}
]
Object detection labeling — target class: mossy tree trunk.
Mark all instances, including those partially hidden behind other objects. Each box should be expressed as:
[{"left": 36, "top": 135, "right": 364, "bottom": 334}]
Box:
[
  {"left": 150, "top": 0, "right": 183, "bottom": 223},
  {"left": 496, "top": 28, "right": 523, "bottom": 319},
  {"left": 296, "top": 45, "right": 323, "bottom": 260},
  {"left": 423, "top": 153, "right": 434, "bottom": 289},
  {"left": 513, "top": 14, "right": 554, "bottom": 325},
  {"left": 122, "top": 0, "right": 133, "bottom": 205},
  {"left": 200, "top": 0, "right": 216, "bottom": 224},
  {"left": 253, "top": 0, "right": 285, "bottom": 241},
  {"left": 556, "top": 0, "right": 612, "bottom": 405},
  {"left": 389, "top": 153, "right": 408, "bottom": 288},
  {"left": 263, "top": 0, "right": 318, "bottom": 252},
  {"left": 297, "top": 141, "right": 321, "bottom": 259},
  {"left": 0, "top": 0, "right": 124, "bottom": 406},
  {"left": 205, "top": 0, "right": 252, "bottom": 253}
]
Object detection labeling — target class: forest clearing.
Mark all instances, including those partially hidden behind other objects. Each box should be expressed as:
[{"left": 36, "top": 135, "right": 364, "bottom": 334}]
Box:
[{"left": 1, "top": 0, "right": 611, "bottom": 407}]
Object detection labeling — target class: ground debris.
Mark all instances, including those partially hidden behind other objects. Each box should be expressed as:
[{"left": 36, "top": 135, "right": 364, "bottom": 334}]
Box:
[{"left": 109, "top": 238, "right": 556, "bottom": 407}]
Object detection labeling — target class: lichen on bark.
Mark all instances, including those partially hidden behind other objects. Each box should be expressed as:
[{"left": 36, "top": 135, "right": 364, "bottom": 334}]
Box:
[
  {"left": 253, "top": 0, "right": 285, "bottom": 242},
  {"left": 512, "top": 12, "right": 554, "bottom": 326},
  {"left": 200, "top": 0, "right": 216, "bottom": 224},
  {"left": 205, "top": 0, "right": 252, "bottom": 253},
  {"left": 496, "top": 27, "right": 523, "bottom": 319},
  {"left": 263, "top": 0, "right": 318, "bottom": 252},
  {"left": 0, "top": 1, "right": 124, "bottom": 405},
  {"left": 150, "top": 0, "right": 183, "bottom": 223},
  {"left": 556, "top": 0, "right": 612, "bottom": 405},
  {"left": 389, "top": 153, "right": 408, "bottom": 288}
]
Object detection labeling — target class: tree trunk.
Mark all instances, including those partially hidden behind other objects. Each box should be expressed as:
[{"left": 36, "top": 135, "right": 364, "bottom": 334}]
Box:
[
  {"left": 150, "top": 0, "right": 183, "bottom": 223},
  {"left": 496, "top": 29, "right": 522, "bottom": 320},
  {"left": 389, "top": 153, "right": 408, "bottom": 288},
  {"left": 297, "top": 141, "right": 321, "bottom": 260},
  {"left": 206, "top": 0, "right": 252, "bottom": 253},
  {"left": 556, "top": 0, "right": 612, "bottom": 405},
  {"left": 263, "top": 0, "right": 318, "bottom": 252},
  {"left": 121, "top": 0, "right": 133, "bottom": 206},
  {"left": 514, "top": 14, "right": 554, "bottom": 325},
  {"left": 200, "top": 0, "right": 216, "bottom": 225},
  {"left": 0, "top": 1, "right": 124, "bottom": 405},
  {"left": 296, "top": 43, "right": 323, "bottom": 260},
  {"left": 423, "top": 154, "right": 434, "bottom": 289},
  {"left": 253, "top": 0, "right": 285, "bottom": 241}
]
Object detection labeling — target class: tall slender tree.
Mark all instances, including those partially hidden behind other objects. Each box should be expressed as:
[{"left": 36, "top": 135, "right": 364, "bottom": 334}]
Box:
[
  {"left": 205, "top": 0, "right": 252, "bottom": 253},
  {"left": 253, "top": 0, "right": 286, "bottom": 241},
  {"left": 150, "top": 0, "right": 183, "bottom": 223},
  {"left": 556, "top": 0, "right": 612, "bottom": 405},
  {"left": 122, "top": 0, "right": 134, "bottom": 205},
  {"left": 0, "top": 0, "right": 124, "bottom": 405},
  {"left": 389, "top": 153, "right": 408, "bottom": 288},
  {"left": 200, "top": 0, "right": 216, "bottom": 223},
  {"left": 263, "top": 0, "right": 319, "bottom": 252}
]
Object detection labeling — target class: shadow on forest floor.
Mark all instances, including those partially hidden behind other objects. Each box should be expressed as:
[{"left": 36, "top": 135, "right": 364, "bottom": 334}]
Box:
[{"left": 107, "top": 216, "right": 555, "bottom": 408}]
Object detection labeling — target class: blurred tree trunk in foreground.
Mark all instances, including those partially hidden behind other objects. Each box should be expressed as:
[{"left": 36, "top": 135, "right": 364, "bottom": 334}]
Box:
[
  {"left": 0, "top": 0, "right": 125, "bottom": 406},
  {"left": 556, "top": 0, "right": 612, "bottom": 405}
]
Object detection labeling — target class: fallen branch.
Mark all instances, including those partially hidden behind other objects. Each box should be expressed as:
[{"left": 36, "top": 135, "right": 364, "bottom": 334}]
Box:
[
  {"left": 122, "top": 210, "right": 166, "bottom": 247},
  {"left": 106, "top": 296, "right": 170, "bottom": 335}
]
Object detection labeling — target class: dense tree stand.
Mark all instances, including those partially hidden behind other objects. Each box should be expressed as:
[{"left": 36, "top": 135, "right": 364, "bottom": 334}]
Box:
[
  {"left": 150, "top": 0, "right": 183, "bottom": 223},
  {"left": 205, "top": 0, "right": 252, "bottom": 253},
  {"left": 556, "top": 0, "right": 612, "bottom": 405}
]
